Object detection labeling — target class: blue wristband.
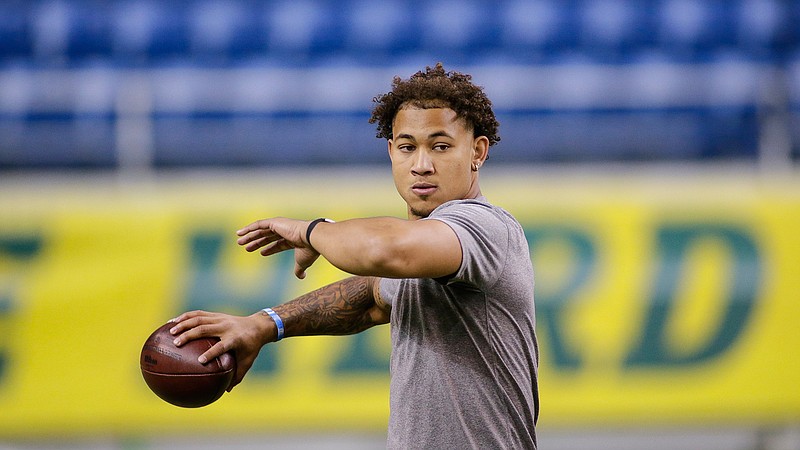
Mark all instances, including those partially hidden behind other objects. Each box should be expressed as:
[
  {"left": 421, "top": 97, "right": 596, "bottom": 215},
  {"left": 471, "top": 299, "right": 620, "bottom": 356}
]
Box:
[{"left": 262, "top": 307, "right": 285, "bottom": 341}]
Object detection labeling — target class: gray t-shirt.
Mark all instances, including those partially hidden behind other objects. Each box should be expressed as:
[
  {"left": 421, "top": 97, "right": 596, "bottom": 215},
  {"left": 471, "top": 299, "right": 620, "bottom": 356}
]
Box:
[{"left": 380, "top": 197, "right": 538, "bottom": 449}]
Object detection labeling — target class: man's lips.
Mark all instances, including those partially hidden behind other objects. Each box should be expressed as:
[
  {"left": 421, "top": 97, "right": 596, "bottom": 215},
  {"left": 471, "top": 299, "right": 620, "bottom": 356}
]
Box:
[{"left": 411, "top": 183, "right": 437, "bottom": 196}]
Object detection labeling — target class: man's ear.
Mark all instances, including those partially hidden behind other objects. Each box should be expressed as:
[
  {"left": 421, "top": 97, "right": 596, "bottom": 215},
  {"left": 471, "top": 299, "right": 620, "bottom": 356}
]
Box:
[
  {"left": 472, "top": 136, "right": 490, "bottom": 166},
  {"left": 387, "top": 139, "right": 394, "bottom": 161}
]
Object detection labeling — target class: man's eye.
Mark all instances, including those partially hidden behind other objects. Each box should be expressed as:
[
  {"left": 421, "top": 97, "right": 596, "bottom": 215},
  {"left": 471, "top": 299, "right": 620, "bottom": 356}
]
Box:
[
  {"left": 399, "top": 145, "right": 415, "bottom": 152},
  {"left": 433, "top": 144, "right": 450, "bottom": 151}
]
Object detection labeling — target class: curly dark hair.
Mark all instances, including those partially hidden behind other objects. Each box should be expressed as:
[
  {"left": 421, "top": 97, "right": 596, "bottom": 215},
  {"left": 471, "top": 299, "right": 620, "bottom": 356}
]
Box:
[{"left": 369, "top": 63, "right": 500, "bottom": 147}]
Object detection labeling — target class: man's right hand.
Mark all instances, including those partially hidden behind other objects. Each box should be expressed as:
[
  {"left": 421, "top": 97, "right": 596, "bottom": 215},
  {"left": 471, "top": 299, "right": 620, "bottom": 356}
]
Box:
[
  {"left": 236, "top": 217, "right": 321, "bottom": 279},
  {"left": 169, "top": 310, "right": 275, "bottom": 391}
]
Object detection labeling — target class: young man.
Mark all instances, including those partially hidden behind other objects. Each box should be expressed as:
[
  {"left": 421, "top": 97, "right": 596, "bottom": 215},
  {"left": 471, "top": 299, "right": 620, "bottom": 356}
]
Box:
[{"left": 170, "top": 63, "right": 539, "bottom": 449}]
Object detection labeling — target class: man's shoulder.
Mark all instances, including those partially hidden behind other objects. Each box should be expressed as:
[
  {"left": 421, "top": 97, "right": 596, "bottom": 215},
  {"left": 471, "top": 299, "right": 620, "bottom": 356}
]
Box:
[
  {"left": 433, "top": 196, "right": 490, "bottom": 214},
  {"left": 431, "top": 197, "right": 516, "bottom": 225}
]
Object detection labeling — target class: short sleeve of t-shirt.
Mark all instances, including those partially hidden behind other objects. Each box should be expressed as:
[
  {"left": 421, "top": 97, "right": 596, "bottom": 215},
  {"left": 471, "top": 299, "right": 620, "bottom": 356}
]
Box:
[
  {"left": 379, "top": 198, "right": 511, "bottom": 306},
  {"left": 426, "top": 199, "right": 510, "bottom": 290}
]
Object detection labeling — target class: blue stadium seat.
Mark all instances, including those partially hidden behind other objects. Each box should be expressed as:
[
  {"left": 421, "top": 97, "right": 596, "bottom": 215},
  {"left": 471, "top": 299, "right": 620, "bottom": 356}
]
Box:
[
  {"left": 138, "top": 3, "right": 192, "bottom": 61},
  {"left": 67, "top": 2, "right": 115, "bottom": 60},
  {"left": 501, "top": 0, "right": 580, "bottom": 55},
  {"left": 0, "top": 3, "right": 32, "bottom": 60},
  {"left": 418, "top": 0, "right": 500, "bottom": 53},
  {"left": 656, "top": 0, "right": 739, "bottom": 56},
  {"left": 263, "top": 0, "right": 348, "bottom": 61},
  {"left": 577, "top": 0, "right": 656, "bottom": 54},
  {"left": 342, "top": 0, "right": 419, "bottom": 57},
  {"left": 735, "top": 0, "right": 786, "bottom": 52}
]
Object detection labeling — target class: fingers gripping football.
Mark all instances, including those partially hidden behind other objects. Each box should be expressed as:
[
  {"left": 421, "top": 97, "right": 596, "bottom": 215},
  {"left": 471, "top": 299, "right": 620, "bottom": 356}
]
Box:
[{"left": 170, "top": 310, "right": 272, "bottom": 390}]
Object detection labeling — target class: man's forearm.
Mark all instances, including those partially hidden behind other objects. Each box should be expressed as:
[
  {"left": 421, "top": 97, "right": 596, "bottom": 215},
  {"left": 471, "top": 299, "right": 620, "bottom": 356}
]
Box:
[{"left": 271, "top": 276, "right": 387, "bottom": 337}]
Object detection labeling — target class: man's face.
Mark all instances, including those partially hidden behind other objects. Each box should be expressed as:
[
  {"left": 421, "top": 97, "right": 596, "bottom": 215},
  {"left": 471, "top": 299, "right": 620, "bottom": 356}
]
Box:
[{"left": 388, "top": 107, "right": 487, "bottom": 220}]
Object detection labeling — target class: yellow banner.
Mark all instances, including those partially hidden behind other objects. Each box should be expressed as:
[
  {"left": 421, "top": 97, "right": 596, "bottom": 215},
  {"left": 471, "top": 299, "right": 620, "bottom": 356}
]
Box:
[{"left": 0, "top": 170, "right": 798, "bottom": 437}]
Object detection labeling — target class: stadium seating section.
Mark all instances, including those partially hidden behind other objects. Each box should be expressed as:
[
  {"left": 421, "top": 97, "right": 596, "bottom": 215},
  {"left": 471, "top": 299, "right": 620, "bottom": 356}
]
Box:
[{"left": 0, "top": 0, "right": 798, "bottom": 168}]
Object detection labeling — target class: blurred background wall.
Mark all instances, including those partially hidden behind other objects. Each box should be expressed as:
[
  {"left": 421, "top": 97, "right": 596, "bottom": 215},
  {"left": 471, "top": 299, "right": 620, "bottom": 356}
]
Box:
[
  {"left": 0, "top": 0, "right": 798, "bottom": 169},
  {"left": 1, "top": 1, "right": 799, "bottom": 449}
]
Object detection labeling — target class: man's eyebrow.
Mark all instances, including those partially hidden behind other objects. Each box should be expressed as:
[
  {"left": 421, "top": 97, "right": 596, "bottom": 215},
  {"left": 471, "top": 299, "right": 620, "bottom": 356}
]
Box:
[
  {"left": 394, "top": 131, "right": 454, "bottom": 140},
  {"left": 428, "top": 130, "right": 454, "bottom": 139}
]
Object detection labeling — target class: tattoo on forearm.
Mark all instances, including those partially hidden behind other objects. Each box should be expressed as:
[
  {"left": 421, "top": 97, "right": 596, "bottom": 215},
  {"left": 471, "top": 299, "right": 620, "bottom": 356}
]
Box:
[{"left": 272, "top": 276, "right": 376, "bottom": 337}]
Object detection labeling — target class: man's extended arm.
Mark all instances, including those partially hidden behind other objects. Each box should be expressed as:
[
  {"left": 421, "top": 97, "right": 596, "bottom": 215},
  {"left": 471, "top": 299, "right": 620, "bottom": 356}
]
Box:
[
  {"left": 170, "top": 275, "right": 389, "bottom": 389},
  {"left": 237, "top": 216, "right": 462, "bottom": 279}
]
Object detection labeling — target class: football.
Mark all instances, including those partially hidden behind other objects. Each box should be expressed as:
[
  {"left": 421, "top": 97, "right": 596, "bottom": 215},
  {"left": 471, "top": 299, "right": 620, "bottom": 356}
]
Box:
[{"left": 140, "top": 322, "right": 236, "bottom": 408}]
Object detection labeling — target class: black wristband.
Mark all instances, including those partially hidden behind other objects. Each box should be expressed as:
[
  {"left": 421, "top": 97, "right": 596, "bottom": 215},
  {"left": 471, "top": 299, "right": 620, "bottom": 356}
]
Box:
[{"left": 305, "top": 218, "right": 333, "bottom": 249}]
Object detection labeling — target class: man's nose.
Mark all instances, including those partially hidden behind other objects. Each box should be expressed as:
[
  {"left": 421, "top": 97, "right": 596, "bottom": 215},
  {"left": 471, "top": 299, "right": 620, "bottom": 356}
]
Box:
[{"left": 411, "top": 149, "right": 434, "bottom": 175}]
